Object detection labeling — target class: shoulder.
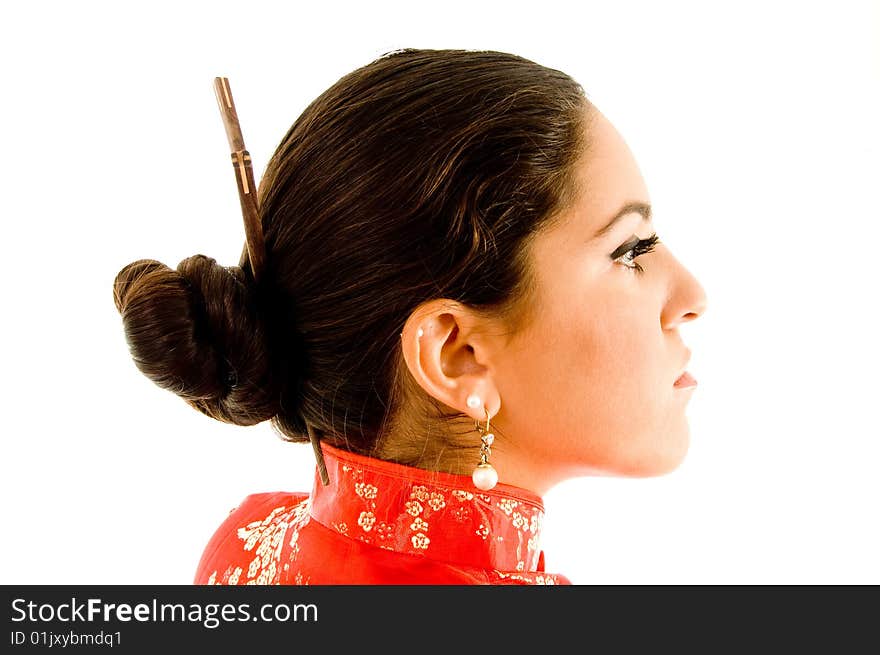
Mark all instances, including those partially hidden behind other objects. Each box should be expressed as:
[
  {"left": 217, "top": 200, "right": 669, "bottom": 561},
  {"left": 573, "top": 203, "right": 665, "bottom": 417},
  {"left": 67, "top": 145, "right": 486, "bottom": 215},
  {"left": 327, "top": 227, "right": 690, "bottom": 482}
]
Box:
[{"left": 193, "top": 491, "right": 310, "bottom": 585}]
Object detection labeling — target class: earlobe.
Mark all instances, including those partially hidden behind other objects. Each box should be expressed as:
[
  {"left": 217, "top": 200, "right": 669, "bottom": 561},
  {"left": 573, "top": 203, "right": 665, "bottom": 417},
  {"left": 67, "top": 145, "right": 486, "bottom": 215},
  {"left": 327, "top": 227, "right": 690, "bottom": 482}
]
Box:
[{"left": 466, "top": 391, "right": 497, "bottom": 422}]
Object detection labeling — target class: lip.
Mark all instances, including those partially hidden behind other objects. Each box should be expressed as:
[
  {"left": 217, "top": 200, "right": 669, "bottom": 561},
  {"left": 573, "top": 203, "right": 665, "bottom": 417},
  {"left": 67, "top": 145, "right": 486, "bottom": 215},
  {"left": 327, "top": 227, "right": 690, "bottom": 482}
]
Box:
[
  {"left": 674, "top": 371, "right": 697, "bottom": 389},
  {"left": 674, "top": 350, "right": 692, "bottom": 386}
]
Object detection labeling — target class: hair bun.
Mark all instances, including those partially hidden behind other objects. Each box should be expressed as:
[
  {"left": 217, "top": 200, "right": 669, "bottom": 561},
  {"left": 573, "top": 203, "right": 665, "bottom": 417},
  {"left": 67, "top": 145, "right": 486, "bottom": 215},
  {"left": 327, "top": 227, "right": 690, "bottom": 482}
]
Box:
[{"left": 113, "top": 254, "right": 280, "bottom": 425}]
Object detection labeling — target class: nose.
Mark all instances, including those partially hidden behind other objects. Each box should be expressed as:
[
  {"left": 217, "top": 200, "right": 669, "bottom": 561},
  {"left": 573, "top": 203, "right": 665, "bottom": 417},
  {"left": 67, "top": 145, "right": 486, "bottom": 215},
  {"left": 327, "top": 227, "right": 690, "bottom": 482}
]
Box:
[{"left": 661, "top": 254, "right": 708, "bottom": 330}]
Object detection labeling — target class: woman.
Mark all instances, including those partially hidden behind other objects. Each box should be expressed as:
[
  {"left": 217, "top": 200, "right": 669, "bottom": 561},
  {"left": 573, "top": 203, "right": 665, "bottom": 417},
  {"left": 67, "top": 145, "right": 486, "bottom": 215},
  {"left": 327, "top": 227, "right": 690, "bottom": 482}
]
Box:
[{"left": 112, "top": 48, "right": 707, "bottom": 585}]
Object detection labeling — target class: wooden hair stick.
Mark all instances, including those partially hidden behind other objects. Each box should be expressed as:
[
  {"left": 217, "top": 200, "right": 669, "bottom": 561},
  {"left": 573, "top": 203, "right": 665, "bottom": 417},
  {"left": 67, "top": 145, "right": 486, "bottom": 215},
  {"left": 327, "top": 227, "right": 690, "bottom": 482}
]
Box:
[
  {"left": 213, "top": 77, "right": 329, "bottom": 486},
  {"left": 212, "top": 76, "right": 267, "bottom": 284}
]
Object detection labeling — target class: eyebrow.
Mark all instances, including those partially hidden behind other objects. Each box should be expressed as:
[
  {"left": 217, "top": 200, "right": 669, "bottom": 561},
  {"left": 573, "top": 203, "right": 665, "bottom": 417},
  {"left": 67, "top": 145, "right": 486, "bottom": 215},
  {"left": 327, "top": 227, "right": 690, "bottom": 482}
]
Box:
[{"left": 591, "top": 201, "right": 652, "bottom": 240}]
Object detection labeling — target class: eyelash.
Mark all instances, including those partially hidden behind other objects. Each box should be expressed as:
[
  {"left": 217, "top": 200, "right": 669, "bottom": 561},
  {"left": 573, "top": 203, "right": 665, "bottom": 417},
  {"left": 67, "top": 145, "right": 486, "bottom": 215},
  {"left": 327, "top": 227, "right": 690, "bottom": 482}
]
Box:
[{"left": 612, "top": 233, "right": 660, "bottom": 274}]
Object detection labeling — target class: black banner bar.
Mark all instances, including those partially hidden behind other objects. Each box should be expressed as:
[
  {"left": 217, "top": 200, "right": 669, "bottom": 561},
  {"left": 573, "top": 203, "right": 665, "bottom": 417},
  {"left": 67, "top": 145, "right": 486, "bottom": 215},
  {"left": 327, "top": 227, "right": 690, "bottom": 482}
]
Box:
[{"left": 1, "top": 585, "right": 876, "bottom": 651}]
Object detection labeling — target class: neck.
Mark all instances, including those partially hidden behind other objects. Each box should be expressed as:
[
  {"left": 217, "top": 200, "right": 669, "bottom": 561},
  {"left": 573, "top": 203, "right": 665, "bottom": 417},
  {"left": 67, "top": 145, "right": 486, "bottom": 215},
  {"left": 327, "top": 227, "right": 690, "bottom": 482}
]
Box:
[{"left": 372, "top": 426, "right": 562, "bottom": 497}]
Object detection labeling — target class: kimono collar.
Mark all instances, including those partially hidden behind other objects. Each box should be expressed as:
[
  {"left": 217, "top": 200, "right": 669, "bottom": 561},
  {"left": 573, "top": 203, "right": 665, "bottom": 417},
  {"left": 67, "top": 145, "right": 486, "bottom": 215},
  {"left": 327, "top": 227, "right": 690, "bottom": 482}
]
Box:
[{"left": 309, "top": 442, "right": 548, "bottom": 573}]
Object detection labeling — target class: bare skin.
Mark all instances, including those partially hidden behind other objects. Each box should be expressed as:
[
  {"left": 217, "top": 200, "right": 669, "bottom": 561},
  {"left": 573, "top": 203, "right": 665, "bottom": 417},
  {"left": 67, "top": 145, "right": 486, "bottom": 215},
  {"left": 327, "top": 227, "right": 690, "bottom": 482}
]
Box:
[{"left": 400, "top": 107, "right": 708, "bottom": 496}]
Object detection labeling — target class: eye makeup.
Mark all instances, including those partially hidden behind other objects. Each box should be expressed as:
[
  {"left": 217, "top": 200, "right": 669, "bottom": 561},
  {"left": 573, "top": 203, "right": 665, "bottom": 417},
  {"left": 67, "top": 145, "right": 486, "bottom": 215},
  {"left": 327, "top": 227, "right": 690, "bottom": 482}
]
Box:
[{"left": 610, "top": 233, "right": 660, "bottom": 274}]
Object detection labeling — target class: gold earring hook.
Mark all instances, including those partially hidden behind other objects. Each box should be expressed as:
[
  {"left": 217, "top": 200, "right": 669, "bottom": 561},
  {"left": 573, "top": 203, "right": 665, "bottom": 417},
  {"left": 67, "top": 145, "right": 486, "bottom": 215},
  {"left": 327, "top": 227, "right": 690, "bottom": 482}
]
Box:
[{"left": 475, "top": 405, "right": 491, "bottom": 434}]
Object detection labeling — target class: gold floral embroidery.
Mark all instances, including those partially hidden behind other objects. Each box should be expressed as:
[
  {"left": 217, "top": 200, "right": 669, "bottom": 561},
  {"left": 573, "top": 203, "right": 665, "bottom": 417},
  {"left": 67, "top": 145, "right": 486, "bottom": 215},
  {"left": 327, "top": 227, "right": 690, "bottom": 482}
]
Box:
[
  {"left": 498, "top": 498, "right": 518, "bottom": 516},
  {"left": 202, "top": 442, "right": 563, "bottom": 584},
  {"left": 357, "top": 511, "right": 376, "bottom": 532},
  {"left": 307, "top": 446, "right": 552, "bottom": 574},
  {"left": 204, "top": 565, "right": 228, "bottom": 585},
  {"left": 427, "top": 492, "right": 446, "bottom": 511},
  {"left": 410, "top": 485, "right": 429, "bottom": 501},
  {"left": 204, "top": 497, "right": 312, "bottom": 586},
  {"left": 452, "top": 506, "right": 471, "bottom": 522},
  {"left": 376, "top": 522, "right": 394, "bottom": 541},
  {"left": 495, "top": 571, "right": 559, "bottom": 585},
  {"left": 355, "top": 482, "right": 378, "bottom": 499}
]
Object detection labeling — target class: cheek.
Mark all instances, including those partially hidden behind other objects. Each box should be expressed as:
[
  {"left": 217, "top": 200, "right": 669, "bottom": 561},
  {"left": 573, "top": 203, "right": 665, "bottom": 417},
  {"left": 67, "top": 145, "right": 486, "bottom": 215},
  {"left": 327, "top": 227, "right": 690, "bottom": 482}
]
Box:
[
  {"left": 512, "top": 301, "right": 654, "bottom": 415},
  {"left": 569, "top": 307, "right": 655, "bottom": 412},
  {"left": 497, "top": 262, "right": 683, "bottom": 472},
  {"left": 525, "top": 299, "right": 671, "bottom": 466}
]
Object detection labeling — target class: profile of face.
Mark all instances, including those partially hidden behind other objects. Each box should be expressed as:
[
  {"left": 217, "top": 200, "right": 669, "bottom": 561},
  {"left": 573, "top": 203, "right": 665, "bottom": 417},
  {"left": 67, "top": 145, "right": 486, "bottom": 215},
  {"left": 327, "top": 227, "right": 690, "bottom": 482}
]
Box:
[{"left": 402, "top": 107, "right": 708, "bottom": 494}]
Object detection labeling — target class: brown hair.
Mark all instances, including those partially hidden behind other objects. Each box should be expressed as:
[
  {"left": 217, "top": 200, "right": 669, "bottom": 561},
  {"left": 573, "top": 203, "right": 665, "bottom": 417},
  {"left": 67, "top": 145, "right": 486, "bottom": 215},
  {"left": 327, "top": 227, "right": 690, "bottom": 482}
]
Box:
[{"left": 113, "top": 48, "right": 591, "bottom": 469}]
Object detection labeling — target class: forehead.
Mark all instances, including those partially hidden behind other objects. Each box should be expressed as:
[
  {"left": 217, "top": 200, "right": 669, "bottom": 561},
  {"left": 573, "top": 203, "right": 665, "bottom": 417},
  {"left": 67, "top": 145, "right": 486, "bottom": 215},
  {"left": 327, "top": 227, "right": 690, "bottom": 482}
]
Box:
[{"left": 571, "top": 108, "right": 651, "bottom": 231}]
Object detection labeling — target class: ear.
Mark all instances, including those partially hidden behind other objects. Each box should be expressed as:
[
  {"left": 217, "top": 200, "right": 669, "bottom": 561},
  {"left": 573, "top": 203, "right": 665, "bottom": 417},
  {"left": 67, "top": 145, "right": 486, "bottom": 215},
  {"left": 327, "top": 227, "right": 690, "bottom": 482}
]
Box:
[{"left": 400, "top": 299, "right": 500, "bottom": 422}]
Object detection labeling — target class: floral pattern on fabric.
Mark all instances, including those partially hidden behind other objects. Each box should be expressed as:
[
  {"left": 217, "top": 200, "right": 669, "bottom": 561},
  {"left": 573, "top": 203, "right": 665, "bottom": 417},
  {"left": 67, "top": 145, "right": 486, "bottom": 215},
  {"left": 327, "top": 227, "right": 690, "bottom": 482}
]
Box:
[
  {"left": 309, "top": 444, "right": 547, "bottom": 573},
  {"left": 202, "top": 497, "right": 311, "bottom": 585},
  {"left": 193, "top": 442, "right": 570, "bottom": 585}
]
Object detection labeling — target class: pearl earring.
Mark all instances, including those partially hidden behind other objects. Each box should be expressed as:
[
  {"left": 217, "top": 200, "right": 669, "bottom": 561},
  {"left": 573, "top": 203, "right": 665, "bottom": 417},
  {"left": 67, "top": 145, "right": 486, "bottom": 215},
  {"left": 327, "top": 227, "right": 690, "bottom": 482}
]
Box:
[
  {"left": 466, "top": 394, "right": 481, "bottom": 409},
  {"left": 471, "top": 405, "right": 498, "bottom": 491}
]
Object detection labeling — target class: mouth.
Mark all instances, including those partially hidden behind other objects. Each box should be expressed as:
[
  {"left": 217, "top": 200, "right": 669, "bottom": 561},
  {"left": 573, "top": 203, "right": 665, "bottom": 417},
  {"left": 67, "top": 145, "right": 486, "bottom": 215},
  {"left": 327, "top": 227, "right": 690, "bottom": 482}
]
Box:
[
  {"left": 674, "top": 371, "right": 697, "bottom": 389},
  {"left": 674, "top": 350, "right": 696, "bottom": 388}
]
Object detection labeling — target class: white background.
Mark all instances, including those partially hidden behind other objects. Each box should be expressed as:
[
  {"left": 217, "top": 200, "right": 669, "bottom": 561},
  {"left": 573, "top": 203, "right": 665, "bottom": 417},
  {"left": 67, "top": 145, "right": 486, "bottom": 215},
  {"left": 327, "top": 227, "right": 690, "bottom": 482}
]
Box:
[{"left": 1, "top": 0, "right": 877, "bottom": 585}]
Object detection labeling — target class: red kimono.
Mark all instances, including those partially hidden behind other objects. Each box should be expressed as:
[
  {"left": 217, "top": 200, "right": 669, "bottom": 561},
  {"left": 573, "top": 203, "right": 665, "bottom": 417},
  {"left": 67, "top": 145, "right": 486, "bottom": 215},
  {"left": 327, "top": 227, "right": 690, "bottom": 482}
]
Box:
[{"left": 194, "top": 442, "right": 570, "bottom": 585}]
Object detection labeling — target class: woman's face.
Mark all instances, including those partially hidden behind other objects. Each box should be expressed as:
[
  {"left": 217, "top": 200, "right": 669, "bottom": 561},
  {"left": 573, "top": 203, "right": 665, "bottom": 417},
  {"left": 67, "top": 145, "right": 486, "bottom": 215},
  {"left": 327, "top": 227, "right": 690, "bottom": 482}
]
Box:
[{"left": 491, "top": 107, "right": 708, "bottom": 490}]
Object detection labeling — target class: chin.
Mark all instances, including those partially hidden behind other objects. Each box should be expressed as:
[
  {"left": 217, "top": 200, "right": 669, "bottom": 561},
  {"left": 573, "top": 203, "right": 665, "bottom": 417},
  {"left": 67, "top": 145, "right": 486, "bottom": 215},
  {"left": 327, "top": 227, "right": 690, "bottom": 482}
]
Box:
[
  {"left": 648, "top": 451, "right": 688, "bottom": 477},
  {"left": 649, "top": 431, "right": 691, "bottom": 476}
]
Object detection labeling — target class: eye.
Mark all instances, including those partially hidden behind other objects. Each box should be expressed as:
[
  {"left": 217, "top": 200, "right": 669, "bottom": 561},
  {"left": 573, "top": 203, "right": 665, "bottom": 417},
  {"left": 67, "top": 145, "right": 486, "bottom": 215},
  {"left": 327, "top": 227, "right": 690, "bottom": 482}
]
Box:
[{"left": 611, "top": 233, "right": 660, "bottom": 274}]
